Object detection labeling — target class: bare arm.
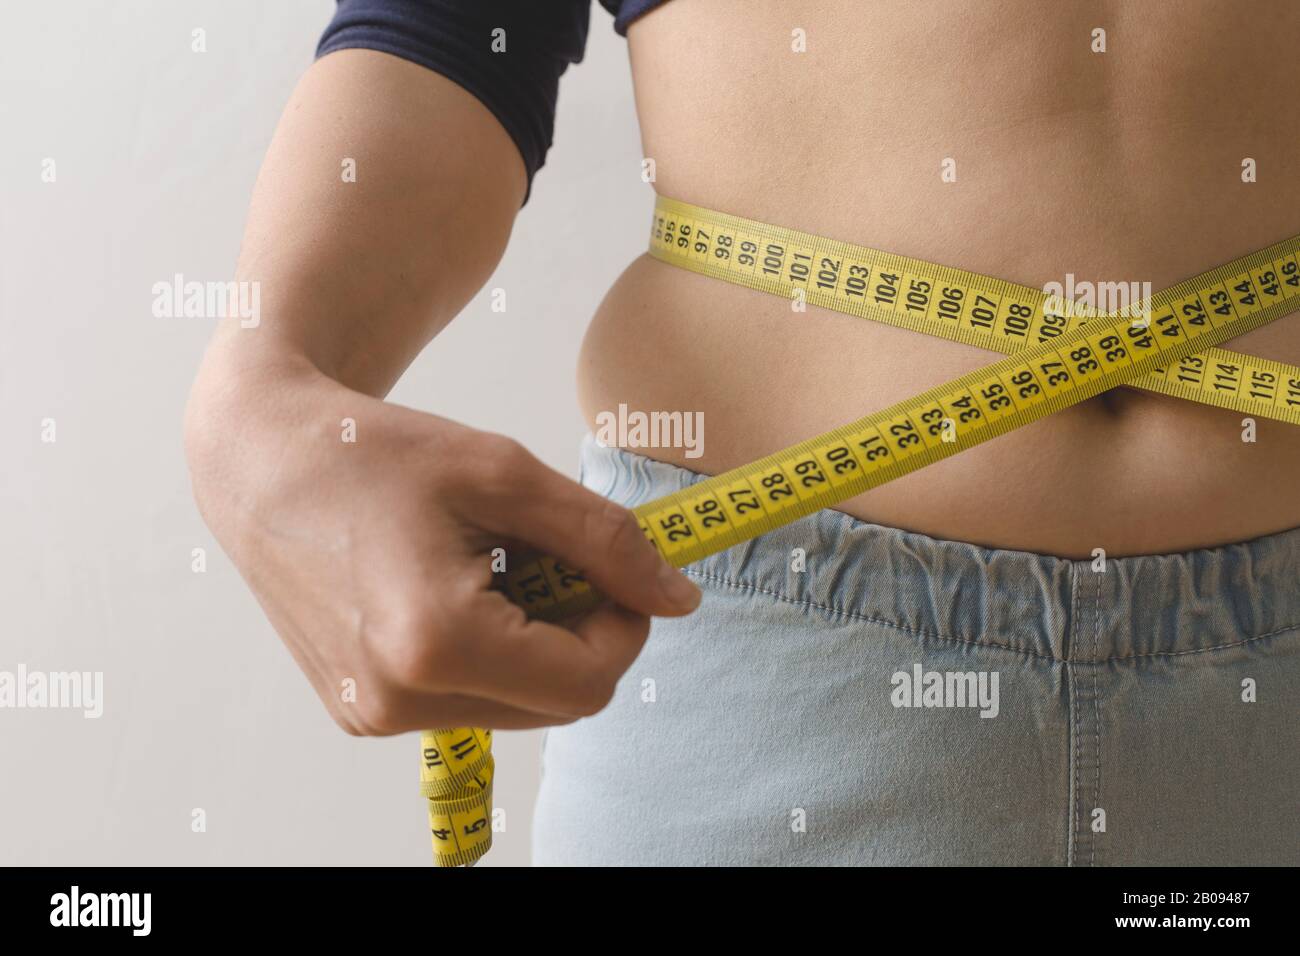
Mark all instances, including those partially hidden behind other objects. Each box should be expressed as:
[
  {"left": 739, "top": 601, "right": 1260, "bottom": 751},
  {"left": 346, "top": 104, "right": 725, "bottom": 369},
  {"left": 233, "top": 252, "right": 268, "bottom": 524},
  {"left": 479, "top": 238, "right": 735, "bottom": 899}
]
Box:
[
  {"left": 219, "top": 50, "right": 524, "bottom": 394},
  {"left": 185, "top": 50, "right": 699, "bottom": 735}
]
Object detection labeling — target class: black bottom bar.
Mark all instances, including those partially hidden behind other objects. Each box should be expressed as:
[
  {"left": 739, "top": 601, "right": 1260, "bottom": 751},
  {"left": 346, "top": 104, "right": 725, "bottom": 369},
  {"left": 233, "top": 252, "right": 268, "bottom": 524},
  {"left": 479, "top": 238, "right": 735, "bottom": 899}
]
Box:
[{"left": 0, "top": 865, "right": 1286, "bottom": 941}]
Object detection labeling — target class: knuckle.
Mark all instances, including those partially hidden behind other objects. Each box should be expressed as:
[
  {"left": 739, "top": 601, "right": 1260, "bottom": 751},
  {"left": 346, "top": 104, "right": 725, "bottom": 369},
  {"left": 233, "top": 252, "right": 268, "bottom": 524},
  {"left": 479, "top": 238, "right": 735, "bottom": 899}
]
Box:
[
  {"left": 570, "top": 673, "right": 619, "bottom": 717},
  {"left": 432, "top": 433, "right": 511, "bottom": 496},
  {"left": 328, "top": 707, "right": 365, "bottom": 737},
  {"left": 331, "top": 675, "right": 407, "bottom": 737},
  {"left": 466, "top": 435, "right": 531, "bottom": 494},
  {"left": 353, "top": 693, "right": 405, "bottom": 736},
  {"left": 369, "top": 600, "right": 468, "bottom": 688}
]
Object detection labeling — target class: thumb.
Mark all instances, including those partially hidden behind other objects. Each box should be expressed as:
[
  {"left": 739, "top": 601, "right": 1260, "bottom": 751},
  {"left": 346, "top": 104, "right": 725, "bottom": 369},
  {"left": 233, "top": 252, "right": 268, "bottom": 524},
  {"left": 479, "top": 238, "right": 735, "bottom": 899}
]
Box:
[{"left": 466, "top": 449, "right": 702, "bottom": 618}]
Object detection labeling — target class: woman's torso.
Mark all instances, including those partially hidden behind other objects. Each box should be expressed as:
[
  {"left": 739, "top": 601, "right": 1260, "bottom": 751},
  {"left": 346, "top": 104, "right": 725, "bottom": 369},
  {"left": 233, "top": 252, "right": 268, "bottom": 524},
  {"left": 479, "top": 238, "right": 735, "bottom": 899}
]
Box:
[{"left": 577, "top": 0, "right": 1300, "bottom": 557}]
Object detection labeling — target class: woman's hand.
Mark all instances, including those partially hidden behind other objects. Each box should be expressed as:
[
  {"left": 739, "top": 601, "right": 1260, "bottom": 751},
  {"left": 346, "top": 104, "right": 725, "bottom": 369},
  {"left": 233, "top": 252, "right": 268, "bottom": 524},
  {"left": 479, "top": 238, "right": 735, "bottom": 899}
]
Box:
[{"left": 185, "top": 349, "right": 700, "bottom": 735}]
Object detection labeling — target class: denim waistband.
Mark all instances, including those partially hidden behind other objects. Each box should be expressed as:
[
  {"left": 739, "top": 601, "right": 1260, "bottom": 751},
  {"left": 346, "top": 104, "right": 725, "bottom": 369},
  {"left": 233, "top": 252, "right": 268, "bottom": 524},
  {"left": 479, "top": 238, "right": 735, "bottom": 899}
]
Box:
[{"left": 577, "top": 434, "right": 1300, "bottom": 664}]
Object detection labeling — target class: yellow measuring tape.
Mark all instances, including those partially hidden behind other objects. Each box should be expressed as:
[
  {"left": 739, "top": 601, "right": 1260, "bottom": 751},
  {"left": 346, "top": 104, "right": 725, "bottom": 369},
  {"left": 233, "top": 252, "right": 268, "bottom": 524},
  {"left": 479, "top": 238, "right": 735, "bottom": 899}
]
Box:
[
  {"left": 425, "top": 196, "right": 1300, "bottom": 866},
  {"left": 648, "top": 197, "right": 1300, "bottom": 425},
  {"left": 421, "top": 727, "right": 494, "bottom": 865}
]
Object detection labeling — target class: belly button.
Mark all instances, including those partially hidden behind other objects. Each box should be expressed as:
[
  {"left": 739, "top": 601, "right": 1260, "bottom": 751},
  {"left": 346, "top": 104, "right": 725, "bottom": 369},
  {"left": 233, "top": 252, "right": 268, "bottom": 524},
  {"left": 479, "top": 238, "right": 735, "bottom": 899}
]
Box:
[{"left": 1095, "top": 389, "right": 1129, "bottom": 417}]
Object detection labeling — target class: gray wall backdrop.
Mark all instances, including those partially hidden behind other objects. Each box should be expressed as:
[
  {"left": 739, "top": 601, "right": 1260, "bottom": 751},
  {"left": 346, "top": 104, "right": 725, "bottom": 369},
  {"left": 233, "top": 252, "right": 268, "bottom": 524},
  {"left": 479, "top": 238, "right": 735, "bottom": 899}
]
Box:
[{"left": 0, "top": 0, "right": 645, "bottom": 865}]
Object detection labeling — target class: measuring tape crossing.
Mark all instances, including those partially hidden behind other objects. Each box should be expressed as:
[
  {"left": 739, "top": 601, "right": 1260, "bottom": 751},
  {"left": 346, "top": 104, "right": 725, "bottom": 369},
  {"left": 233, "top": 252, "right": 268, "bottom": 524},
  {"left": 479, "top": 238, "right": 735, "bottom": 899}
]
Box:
[
  {"left": 500, "top": 202, "right": 1300, "bottom": 622},
  {"left": 648, "top": 196, "right": 1300, "bottom": 426},
  {"left": 431, "top": 198, "right": 1300, "bottom": 865}
]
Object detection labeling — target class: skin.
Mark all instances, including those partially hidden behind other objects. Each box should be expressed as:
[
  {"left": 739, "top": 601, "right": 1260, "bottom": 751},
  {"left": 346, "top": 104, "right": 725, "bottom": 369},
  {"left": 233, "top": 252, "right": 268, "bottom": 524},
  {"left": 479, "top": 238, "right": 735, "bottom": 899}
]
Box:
[
  {"left": 186, "top": 52, "right": 701, "bottom": 736},
  {"left": 583, "top": 0, "right": 1300, "bottom": 556},
  {"left": 188, "top": 0, "right": 1299, "bottom": 735}
]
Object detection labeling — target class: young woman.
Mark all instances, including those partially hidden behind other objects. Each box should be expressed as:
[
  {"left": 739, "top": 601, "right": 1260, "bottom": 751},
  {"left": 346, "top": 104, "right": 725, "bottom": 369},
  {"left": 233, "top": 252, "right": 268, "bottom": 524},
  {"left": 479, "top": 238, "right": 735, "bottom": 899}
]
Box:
[{"left": 185, "top": 0, "right": 1300, "bottom": 865}]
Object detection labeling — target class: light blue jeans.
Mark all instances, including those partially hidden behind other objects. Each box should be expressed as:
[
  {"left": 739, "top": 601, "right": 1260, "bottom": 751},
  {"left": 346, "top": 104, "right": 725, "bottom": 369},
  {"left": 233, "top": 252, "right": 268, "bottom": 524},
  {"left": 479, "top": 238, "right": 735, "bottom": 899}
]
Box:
[{"left": 532, "top": 435, "right": 1300, "bottom": 866}]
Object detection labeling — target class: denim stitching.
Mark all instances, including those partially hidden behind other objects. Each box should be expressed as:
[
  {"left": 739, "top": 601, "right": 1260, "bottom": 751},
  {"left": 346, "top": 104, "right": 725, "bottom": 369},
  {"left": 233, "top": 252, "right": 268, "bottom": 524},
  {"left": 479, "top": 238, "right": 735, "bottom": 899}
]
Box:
[
  {"left": 1091, "top": 571, "right": 1102, "bottom": 868},
  {"left": 1067, "top": 561, "right": 1079, "bottom": 867},
  {"left": 1097, "top": 624, "right": 1300, "bottom": 661},
  {"left": 685, "top": 568, "right": 1060, "bottom": 663},
  {"left": 1068, "top": 560, "right": 1079, "bottom": 662},
  {"left": 682, "top": 568, "right": 1300, "bottom": 662},
  {"left": 1068, "top": 660, "right": 1080, "bottom": 868}
]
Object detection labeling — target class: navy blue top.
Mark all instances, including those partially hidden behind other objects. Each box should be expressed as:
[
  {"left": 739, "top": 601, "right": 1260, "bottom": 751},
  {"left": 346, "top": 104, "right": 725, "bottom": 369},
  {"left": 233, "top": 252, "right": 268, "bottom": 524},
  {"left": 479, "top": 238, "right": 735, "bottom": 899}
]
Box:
[{"left": 316, "top": 0, "right": 670, "bottom": 204}]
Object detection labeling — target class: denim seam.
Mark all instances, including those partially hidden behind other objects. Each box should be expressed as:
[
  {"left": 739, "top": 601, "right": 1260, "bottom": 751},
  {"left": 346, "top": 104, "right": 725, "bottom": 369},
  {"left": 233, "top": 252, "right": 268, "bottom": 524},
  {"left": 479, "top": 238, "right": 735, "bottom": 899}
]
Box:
[
  {"left": 682, "top": 568, "right": 1300, "bottom": 663},
  {"left": 1092, "top": 572, "right": 1102, "bottom": 869},
  {"left": 1067, "top": 560, "right": 1079, "bottom": 661},
  {"left": 1095, "top": 623, "right": 1300, "bottom": 662},
  {"left": 1067, "top": 562, "right": 1079, "bottom": 867},
  {"left": 1067, "top": 661, "right": 1079, "bottom": 868}
]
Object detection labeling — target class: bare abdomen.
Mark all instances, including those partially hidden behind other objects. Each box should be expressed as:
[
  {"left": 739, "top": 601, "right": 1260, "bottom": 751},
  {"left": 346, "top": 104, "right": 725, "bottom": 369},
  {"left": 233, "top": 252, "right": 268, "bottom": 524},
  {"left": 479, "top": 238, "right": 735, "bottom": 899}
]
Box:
[{"left": 576, "top": 0, "right": 1300, "bottom": 556}]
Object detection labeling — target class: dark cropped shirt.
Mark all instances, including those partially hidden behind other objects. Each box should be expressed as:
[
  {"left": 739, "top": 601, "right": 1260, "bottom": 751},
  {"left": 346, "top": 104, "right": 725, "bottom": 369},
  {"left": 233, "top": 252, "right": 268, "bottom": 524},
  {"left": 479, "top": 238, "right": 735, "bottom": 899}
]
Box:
[{"left": 316, "top": 0, "right": 671, "bottom": 203}]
